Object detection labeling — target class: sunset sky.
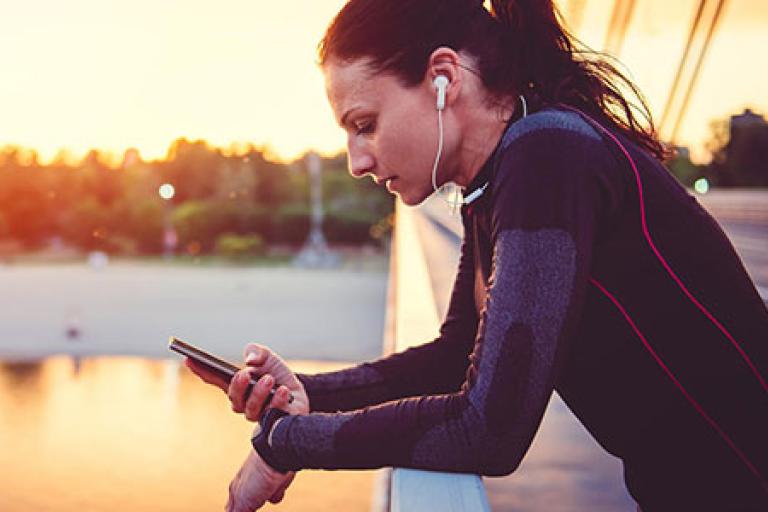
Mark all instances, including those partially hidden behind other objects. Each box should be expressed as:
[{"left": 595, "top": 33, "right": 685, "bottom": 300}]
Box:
[{"left": 1, "top": 0, "right": 765, "bottom": 164}]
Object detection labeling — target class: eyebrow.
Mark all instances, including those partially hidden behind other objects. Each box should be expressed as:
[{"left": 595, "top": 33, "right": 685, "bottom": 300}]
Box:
[{"left": 340, "top": 107, "right": 360, "bottom": 129}]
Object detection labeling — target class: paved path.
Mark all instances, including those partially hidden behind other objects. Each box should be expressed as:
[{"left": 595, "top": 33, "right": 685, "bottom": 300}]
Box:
[
  {"left": 696, "top": 190, "right": 768, "bottom": 297},
  {"left": 0, "top": 261, "right": 388, "bottom": 363}
]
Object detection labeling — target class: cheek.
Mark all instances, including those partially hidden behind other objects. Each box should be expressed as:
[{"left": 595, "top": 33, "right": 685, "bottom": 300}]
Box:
[{"left": 379, "top": 112, "right": 436, "bottom": 175}]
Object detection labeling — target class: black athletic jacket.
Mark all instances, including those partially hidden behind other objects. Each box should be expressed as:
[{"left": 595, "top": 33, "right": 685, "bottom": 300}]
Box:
[{"left": 256, "top": 108, "right": 768, "bottom": 512}]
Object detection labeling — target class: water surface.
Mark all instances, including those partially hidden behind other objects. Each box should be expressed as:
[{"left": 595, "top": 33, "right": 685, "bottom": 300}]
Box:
[{"left": 0, "top": 357, "right": 377, "bottom": 512}]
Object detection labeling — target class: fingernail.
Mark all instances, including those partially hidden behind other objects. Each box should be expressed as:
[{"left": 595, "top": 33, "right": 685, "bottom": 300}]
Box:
[
  {"left": 245, "top": 352, "right": 258, "bottom": 364},
  {"left": 263, "top": 374, "right": 274, "bottom": 387}
]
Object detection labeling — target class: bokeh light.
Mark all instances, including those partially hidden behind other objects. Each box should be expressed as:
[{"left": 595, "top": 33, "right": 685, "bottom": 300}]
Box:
[{"left": 158, "top": 183, "right": 175, "bottom": 200}]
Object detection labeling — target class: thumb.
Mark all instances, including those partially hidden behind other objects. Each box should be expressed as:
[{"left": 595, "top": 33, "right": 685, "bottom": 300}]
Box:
[{"left": 244, "top": 347, "right": 268, "bottom": 367}]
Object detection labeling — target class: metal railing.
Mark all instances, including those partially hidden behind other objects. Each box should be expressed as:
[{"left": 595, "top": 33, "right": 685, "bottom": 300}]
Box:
[{"left": 374, "top": 200, "right": 490, "bottom": 512}]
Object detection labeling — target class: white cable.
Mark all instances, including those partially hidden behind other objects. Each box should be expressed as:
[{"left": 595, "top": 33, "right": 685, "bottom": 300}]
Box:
[
  {"left": 431, "top": 108, "right": 463, "bottom": 214},
  {"left": 431, "top": 108, "right": 444, "bottom": 193},
  {"left": 431, "top": 94, "right": 528, "bottom": 215}
]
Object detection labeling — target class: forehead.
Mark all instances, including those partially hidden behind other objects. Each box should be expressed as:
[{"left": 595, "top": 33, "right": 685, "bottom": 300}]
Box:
[{"left": 323, "top": 59, "right": 398, "bottom": 123}]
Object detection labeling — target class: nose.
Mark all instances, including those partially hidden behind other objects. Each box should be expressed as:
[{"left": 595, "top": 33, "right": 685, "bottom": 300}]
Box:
[{"left": 347, "top": 136, "right": 375, "bottom": 179}]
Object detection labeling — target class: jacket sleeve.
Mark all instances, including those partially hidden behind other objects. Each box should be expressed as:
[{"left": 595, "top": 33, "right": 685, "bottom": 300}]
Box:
[
  {"left": 261, "top": 124, "right": 612, "bottom": 475},
  {"left": 295, "top": 213, "right": 479, "bottom": 412}
]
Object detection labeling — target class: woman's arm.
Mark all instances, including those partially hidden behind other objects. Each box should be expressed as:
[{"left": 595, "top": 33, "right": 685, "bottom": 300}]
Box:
[
  {"left": 189, "top": 228, "right": 478, "bottom": 417},
  {"left": 296, "top": 218, "right": 480, "bottom": 412},
  {"left": 255, "top": 121, "right": 614, "bottom": 474}
]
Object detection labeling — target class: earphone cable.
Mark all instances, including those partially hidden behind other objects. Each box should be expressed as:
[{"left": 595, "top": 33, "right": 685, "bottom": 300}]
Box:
[
  {"left": 431, "top": 91, "right": 527, "bottom": 215},
  {"left": 431, "top": 108, "right": 444, "bottom": 193},
  {"left": 431, "top": 108, "right": 464, "bottom": 214}
]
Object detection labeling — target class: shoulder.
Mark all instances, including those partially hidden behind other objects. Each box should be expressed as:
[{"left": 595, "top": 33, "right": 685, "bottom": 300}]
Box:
[
  {"left": 498, "top": 108, "right": 603, "bottom": 155},
  {"left": 490, "top": 107, "right": 618, "bottom": 190},
  {"left": 486, "top": 108, "right": 625, "bottom": 228},
  {"left": 493, "top": 108, "right": 621, "bottom": 192}
]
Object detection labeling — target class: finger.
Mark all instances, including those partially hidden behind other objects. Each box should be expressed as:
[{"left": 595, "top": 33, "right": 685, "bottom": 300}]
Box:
[
  {"left": 228, "top": 370, "right": 253, "bottom": 413},
  {"left": 244, "top": 373, "right": 275, "bottom": 421},
  {"left": 185, "top": 358, "right": 229, "bottom": 391},
  {"left": 270, "top": 385, "right": 291, "bottom": 411},
  {"left": 268, "top": 489, "right": 285, "bottom": 504},
  {"left": 268, "top": 472, "right": 294, "bottom": 503},
  {"left": 269, "top": 473, "right": 294, "bottom": 503},
  {"left": 243, "top": 343, "right": 268, "bottom": 366}
]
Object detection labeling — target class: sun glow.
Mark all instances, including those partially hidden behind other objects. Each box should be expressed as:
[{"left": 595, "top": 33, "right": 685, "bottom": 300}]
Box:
[{"left": 1, "top": 0, "right": 766, "bottom": 164}]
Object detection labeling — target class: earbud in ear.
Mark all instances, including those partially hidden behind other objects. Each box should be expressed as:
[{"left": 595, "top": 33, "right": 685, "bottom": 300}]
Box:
[{"left": 433, "top": 75, "right": 449, "bottom": 111}]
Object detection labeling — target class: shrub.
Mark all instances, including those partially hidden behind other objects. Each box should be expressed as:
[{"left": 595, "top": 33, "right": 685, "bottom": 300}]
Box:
[
  {"left": 269, "top": 204, "right": 310, "bottom": 246},
  {"left": 324, "top": 209, "right": 381, "bottom": 245},
  {"left": 215, "top": 232, "right": 265, "bottom": 259},
  {"left": 172, "top": 200, "right": 272, "bottom": 252}
]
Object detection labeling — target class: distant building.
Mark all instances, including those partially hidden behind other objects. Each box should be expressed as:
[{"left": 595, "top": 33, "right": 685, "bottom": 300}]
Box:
[
  {"left": 720, "top": 109, "right": 768, "bottom": 187},
  {"left": 730, "top": 108, "right": 767, "bottom": 141}
]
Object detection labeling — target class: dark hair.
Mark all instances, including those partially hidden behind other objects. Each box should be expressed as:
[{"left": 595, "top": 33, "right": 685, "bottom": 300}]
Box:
[{"left": 319, "top": 0, "right": 669, "bottom": 160}]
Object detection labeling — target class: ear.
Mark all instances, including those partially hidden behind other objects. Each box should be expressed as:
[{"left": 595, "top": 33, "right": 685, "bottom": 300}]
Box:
[{"left": 424, "top": 47, "right": 463, "bottom": 109}]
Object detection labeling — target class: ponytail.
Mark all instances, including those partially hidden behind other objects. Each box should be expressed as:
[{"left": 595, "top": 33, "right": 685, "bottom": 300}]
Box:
[{"left": 490, "top": 0, "right": 669, "bottom": 160}]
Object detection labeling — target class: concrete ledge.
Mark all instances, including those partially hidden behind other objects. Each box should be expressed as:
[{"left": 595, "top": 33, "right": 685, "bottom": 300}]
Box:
[
  {"left": 391, "top": 469, "right": 490, "bottom": 512},
  {"left": 379, "top": 201, "right": 490, "bottom": 512}
]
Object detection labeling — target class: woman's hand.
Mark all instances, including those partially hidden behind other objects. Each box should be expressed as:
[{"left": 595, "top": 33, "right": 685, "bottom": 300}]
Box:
[
  {"left": 226, "top": 450, "right": 296, "bottom": 512},
  {"left": 189, "top": 347, "right": 305, "bottom": 509},
  {"left": 185, "top": 343, "right": 310, "bottom": 420}
]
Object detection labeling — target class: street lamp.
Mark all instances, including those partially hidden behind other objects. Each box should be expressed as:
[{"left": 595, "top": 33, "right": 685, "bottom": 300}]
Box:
[{"left": 159, "top": 183, "right": 177, "bottom": 259}]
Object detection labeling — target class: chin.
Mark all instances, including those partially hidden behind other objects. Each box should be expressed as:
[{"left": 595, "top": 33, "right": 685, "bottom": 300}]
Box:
[{"left": 397, "top": 189, "right": 430, "bottom": 206}]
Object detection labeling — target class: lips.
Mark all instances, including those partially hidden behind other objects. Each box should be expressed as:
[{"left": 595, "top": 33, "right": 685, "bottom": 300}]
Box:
[{"left": 375, "top": 175, "right": 396, "bottom": 187}]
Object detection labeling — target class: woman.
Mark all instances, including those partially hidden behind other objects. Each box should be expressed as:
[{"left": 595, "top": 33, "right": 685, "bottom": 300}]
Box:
[{"left": 188, "top": 1, "right": 768, "bottom": 510}]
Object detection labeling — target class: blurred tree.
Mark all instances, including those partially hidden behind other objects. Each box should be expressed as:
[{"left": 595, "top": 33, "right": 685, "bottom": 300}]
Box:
[
  {"left": 58, "top": 198, "right": 113, "bottom": 251},
  {"left": 111, "top": 197, "right": 164, "bottom": 253},
  {"left": 161, "top": 138, "right": 226, "bottom": 202},
  {"left": 666, "top": 147, "right": 705, "bottom": 187},
  {"left": 243, "top": 147, "right": 299, "bottom": 206},
  {"left": 0, "top": 211, "right": 9, "bottom": 237},
  {"left": 78, "top": 150, "right": 121, "bottom": 206},
  {"left": 171, "top": 199, "right": 269, "bottom": 251},
  {"left": 0, "top": 140, "right": 394, "bottom": 256},
  {"left": 270, "top": 203, "right": 311, "bottom": 246},
  {"left": 0, "top": 147, "right": 51, "bottom": 247},
  {"left": 320, "top": 154, "right": 393, "bottom": 243}
]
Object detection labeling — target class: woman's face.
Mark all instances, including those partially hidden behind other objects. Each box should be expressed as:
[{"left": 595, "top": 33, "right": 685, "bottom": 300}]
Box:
[{"left": 323, "top": 59, "right": 455, "bottom": 206}]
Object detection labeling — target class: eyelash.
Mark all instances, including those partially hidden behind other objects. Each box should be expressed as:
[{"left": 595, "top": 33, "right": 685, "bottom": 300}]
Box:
[{"left": 354, "top": 120, "right": 375, "bottom": 136}]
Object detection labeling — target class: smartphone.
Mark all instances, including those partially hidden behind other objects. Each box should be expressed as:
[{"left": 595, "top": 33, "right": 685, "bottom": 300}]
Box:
[{"left": 168, "top": 336, "right": 293, "bottom": 404}]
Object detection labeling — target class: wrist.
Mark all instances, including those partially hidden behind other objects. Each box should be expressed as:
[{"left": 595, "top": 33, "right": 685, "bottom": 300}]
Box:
[
  {"left": 251, "top": 408, "right": 291, "bottom": 474},
  {"left": 267, "top": 417, "right": 284, "bottom": 447},
  {"left": 254, "top": 450, "right": 285, "bottom": 481}
]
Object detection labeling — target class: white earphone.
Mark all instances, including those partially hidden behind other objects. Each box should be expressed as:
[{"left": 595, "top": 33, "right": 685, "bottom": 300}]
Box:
[
  {"left": 433, "top": 75, "right": 449, "bottom": 111},
  {"left": 431, "top": 74, "right": 464, "bottom": 213},
  {"left": 430, "top": 72, "right": 528, "bottom": 214}
]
